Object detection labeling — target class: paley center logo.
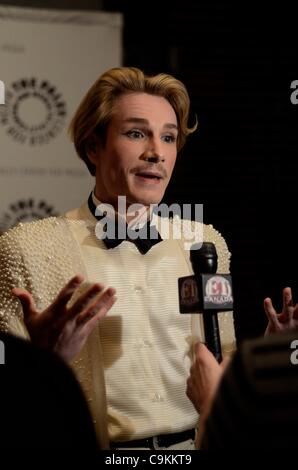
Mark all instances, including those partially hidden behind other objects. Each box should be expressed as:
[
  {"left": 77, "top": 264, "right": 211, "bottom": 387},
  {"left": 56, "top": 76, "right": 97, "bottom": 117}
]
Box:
[
  {"left": 94, "top": 196, "right": 204, "bottom": 250},
  {"left": 0, "top": 198, "right": 59, "bottom": 232},
  {"left": 0, "top": 77, "right": 66, "bottom": 145}
]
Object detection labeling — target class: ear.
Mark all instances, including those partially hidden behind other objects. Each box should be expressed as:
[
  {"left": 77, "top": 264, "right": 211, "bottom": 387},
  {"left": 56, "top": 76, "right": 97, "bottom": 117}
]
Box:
[{"left": 86, "top": 136, "right": 100, "bottom": 164}]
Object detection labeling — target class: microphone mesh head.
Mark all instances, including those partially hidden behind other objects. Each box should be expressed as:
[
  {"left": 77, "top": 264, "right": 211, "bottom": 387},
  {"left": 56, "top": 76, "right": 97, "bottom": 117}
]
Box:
[{"left": 190, "top": 242, "right": 218, "bottom": 274}]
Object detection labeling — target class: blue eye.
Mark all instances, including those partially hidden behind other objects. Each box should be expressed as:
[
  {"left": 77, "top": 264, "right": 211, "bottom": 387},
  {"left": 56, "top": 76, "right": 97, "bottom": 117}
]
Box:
[
  {"left": 162, "top": 134, "right": 176, "bottom": 143},
  {"left": 125, "top": 130, "right": 144, "bottom": 139}
]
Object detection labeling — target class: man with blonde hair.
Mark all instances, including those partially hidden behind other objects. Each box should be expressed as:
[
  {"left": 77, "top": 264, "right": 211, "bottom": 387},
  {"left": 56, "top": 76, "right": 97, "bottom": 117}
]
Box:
[{"left": 0, "top": 67, "right": 235, "bottom": 449}]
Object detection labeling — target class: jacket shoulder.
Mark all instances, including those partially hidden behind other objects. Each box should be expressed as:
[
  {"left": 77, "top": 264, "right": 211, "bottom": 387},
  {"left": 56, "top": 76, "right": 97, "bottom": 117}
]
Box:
[
  {"left": 168, "top": 216, "right": 231, "bottom": 272},
  {"left": 0, "top": 216, "right": 63, "bottom": 244}
]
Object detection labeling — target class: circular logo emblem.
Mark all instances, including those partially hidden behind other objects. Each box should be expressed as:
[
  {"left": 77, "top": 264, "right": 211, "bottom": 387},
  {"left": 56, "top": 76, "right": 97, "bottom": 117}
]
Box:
[
  {"left": 0, "top": 198, "right": 59, "bottom": 233},
  {"left": 205, "top": 276, "right": 232, "bottom": 297},
  {"left": 0, "top": 78, "right": 66, "bottom": 145}
]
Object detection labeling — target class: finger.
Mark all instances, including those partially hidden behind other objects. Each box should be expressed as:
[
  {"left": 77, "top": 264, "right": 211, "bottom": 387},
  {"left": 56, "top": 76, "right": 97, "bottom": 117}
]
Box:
[
  {"left": 194, "top": 341, "right": 207, "bottom": 358},
  {"left": 12, "top": 288, "right": 38, "bottom": 323},
  {"left": 264, "top": 297, "right": 280, "bottom": 328},
  {"left": 68, "top": 283, "right": 106, "bottom": 320},
  {"left": 195, "top": 342, "right": 216, "bottom": 367},
  {"left": 76, "top": 287, "right": 116, "bottom": 325},
  {"left": 283, "top": 287, "right": 293, "bottom": 319},
  {"left": 51, "top": 275, "right": 85, "bottom": 314},
  {"left": 77, "top": 288, "right": 116, "bottom": 330},
  {"left": 84, "top": 294, "right": 117, "bottom": 335},
  {"left": 194, "top": 341, "right": 200, "bottom": 356}
]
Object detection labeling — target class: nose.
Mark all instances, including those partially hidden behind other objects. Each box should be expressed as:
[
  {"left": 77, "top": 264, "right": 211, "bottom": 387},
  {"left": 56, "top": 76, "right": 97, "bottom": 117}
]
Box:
[{"left": 141, "top": 138, "right": 165, "bottom": 163}]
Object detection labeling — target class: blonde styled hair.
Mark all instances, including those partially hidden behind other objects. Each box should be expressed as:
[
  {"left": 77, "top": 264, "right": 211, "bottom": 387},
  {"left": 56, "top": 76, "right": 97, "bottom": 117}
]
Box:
[{"left": 69, "top": 67, "right": 197, "bottom": 175}]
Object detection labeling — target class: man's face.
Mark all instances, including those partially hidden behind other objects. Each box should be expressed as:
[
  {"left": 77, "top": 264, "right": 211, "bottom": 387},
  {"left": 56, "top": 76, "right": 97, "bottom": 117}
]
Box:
[{"left": 91, "top": 92, "right": 178, "bottom": 208}]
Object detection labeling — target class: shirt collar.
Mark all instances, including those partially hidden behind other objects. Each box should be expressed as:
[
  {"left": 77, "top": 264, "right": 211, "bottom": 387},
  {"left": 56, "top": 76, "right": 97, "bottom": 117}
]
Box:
[{"left": 88, "top": 192, "right": 162, "bottom": 254}]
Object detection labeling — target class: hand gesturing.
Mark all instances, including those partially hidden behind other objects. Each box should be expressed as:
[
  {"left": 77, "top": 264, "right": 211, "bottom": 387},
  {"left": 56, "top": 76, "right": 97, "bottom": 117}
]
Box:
[
  {"left": 264, "top": 287, "right": 298, "bottom": 335},
  {"left": 12, "top": 275, "right": 117, "bottom": 362}
]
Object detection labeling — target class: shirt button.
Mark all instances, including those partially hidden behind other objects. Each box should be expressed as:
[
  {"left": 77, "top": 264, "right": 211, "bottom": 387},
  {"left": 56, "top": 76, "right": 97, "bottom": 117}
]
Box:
[
  {"left": 150, "top": 393, "right": 163, "bottom": 402},
  {"left": 134, "top": 286, "right": 142, "bottom": 293}
]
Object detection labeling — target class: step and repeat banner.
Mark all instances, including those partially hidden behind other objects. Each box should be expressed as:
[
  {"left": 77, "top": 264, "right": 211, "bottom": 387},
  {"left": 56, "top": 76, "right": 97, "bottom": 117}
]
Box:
[{"left": 0, "top": 6, "right": 122, "bottom": 233}]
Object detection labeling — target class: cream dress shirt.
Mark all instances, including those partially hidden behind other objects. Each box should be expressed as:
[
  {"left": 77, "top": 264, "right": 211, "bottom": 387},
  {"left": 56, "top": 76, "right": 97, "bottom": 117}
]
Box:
[{"left": 66, "top": 199, "right": 235, "bottom": 442}]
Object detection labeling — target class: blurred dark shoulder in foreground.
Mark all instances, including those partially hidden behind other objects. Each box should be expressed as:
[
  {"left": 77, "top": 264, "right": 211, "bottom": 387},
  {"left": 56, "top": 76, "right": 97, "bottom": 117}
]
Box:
[
  {"left": 0, "top": 332, "right": 99, "bottom": 451},
  {"left": 202, "top": 331, "right": 298, "bottom": 449}
]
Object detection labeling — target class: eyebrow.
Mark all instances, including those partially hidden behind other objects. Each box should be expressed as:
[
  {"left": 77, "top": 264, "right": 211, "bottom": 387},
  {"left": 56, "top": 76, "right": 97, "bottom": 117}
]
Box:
[{"left": 123, "top": 117, "right": 178, "bottom": 131}]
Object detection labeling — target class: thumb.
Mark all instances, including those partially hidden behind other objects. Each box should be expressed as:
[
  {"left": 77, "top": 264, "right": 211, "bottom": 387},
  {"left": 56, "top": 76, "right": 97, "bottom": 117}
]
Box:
[
  {"left": 12, "top": 288, "right": 38, "bottom": 323},
  {"left": 194, "top": 341, "right": 209, "bottom": 360},
  {"left": 220, "top": 355, "right": 231, "bottom": 372}
]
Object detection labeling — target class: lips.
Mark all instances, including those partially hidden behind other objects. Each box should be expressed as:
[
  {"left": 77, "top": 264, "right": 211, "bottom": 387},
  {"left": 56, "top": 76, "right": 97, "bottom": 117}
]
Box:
[{"left": 134, "top": 169, "right": 164, "bottom": 180}]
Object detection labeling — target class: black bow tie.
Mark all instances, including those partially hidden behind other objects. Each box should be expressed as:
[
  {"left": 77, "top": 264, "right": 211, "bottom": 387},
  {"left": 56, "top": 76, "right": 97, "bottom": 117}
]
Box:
[{"left": 88, "top": 194, "right": 162, "bottom": 255}]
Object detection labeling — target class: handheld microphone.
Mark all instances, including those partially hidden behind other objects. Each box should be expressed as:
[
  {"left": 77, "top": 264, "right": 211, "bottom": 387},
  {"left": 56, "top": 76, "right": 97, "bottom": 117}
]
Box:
[{"left": 178, "top": 242, "right": 233, "bottom": 362}]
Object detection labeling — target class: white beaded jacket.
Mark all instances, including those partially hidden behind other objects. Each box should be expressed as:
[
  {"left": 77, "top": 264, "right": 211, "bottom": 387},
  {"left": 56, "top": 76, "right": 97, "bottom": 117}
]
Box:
[{"left": 0, "top": 203, "right": 236, "bottom": 448}]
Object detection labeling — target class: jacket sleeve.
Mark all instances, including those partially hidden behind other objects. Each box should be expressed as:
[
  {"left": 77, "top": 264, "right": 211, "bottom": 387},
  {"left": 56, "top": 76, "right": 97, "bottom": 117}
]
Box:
[{"left": 0, "top": 228, "right": 29, "bottom": 338}]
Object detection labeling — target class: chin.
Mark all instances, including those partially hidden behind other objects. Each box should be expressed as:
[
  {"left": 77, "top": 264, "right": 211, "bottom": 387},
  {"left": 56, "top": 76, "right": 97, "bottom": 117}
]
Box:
[{"left": 129, "top": 191, "right": 164, "bottom": 207}]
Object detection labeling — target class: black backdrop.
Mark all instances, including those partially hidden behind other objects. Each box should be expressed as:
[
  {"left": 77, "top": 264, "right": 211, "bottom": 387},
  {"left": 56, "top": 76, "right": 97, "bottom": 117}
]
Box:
[
  {"left": 1, "top": 0, "right": 297, "bottom": 342},
  {"left": 103, "top": 1, "right": 298, "bottom": 342}
]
